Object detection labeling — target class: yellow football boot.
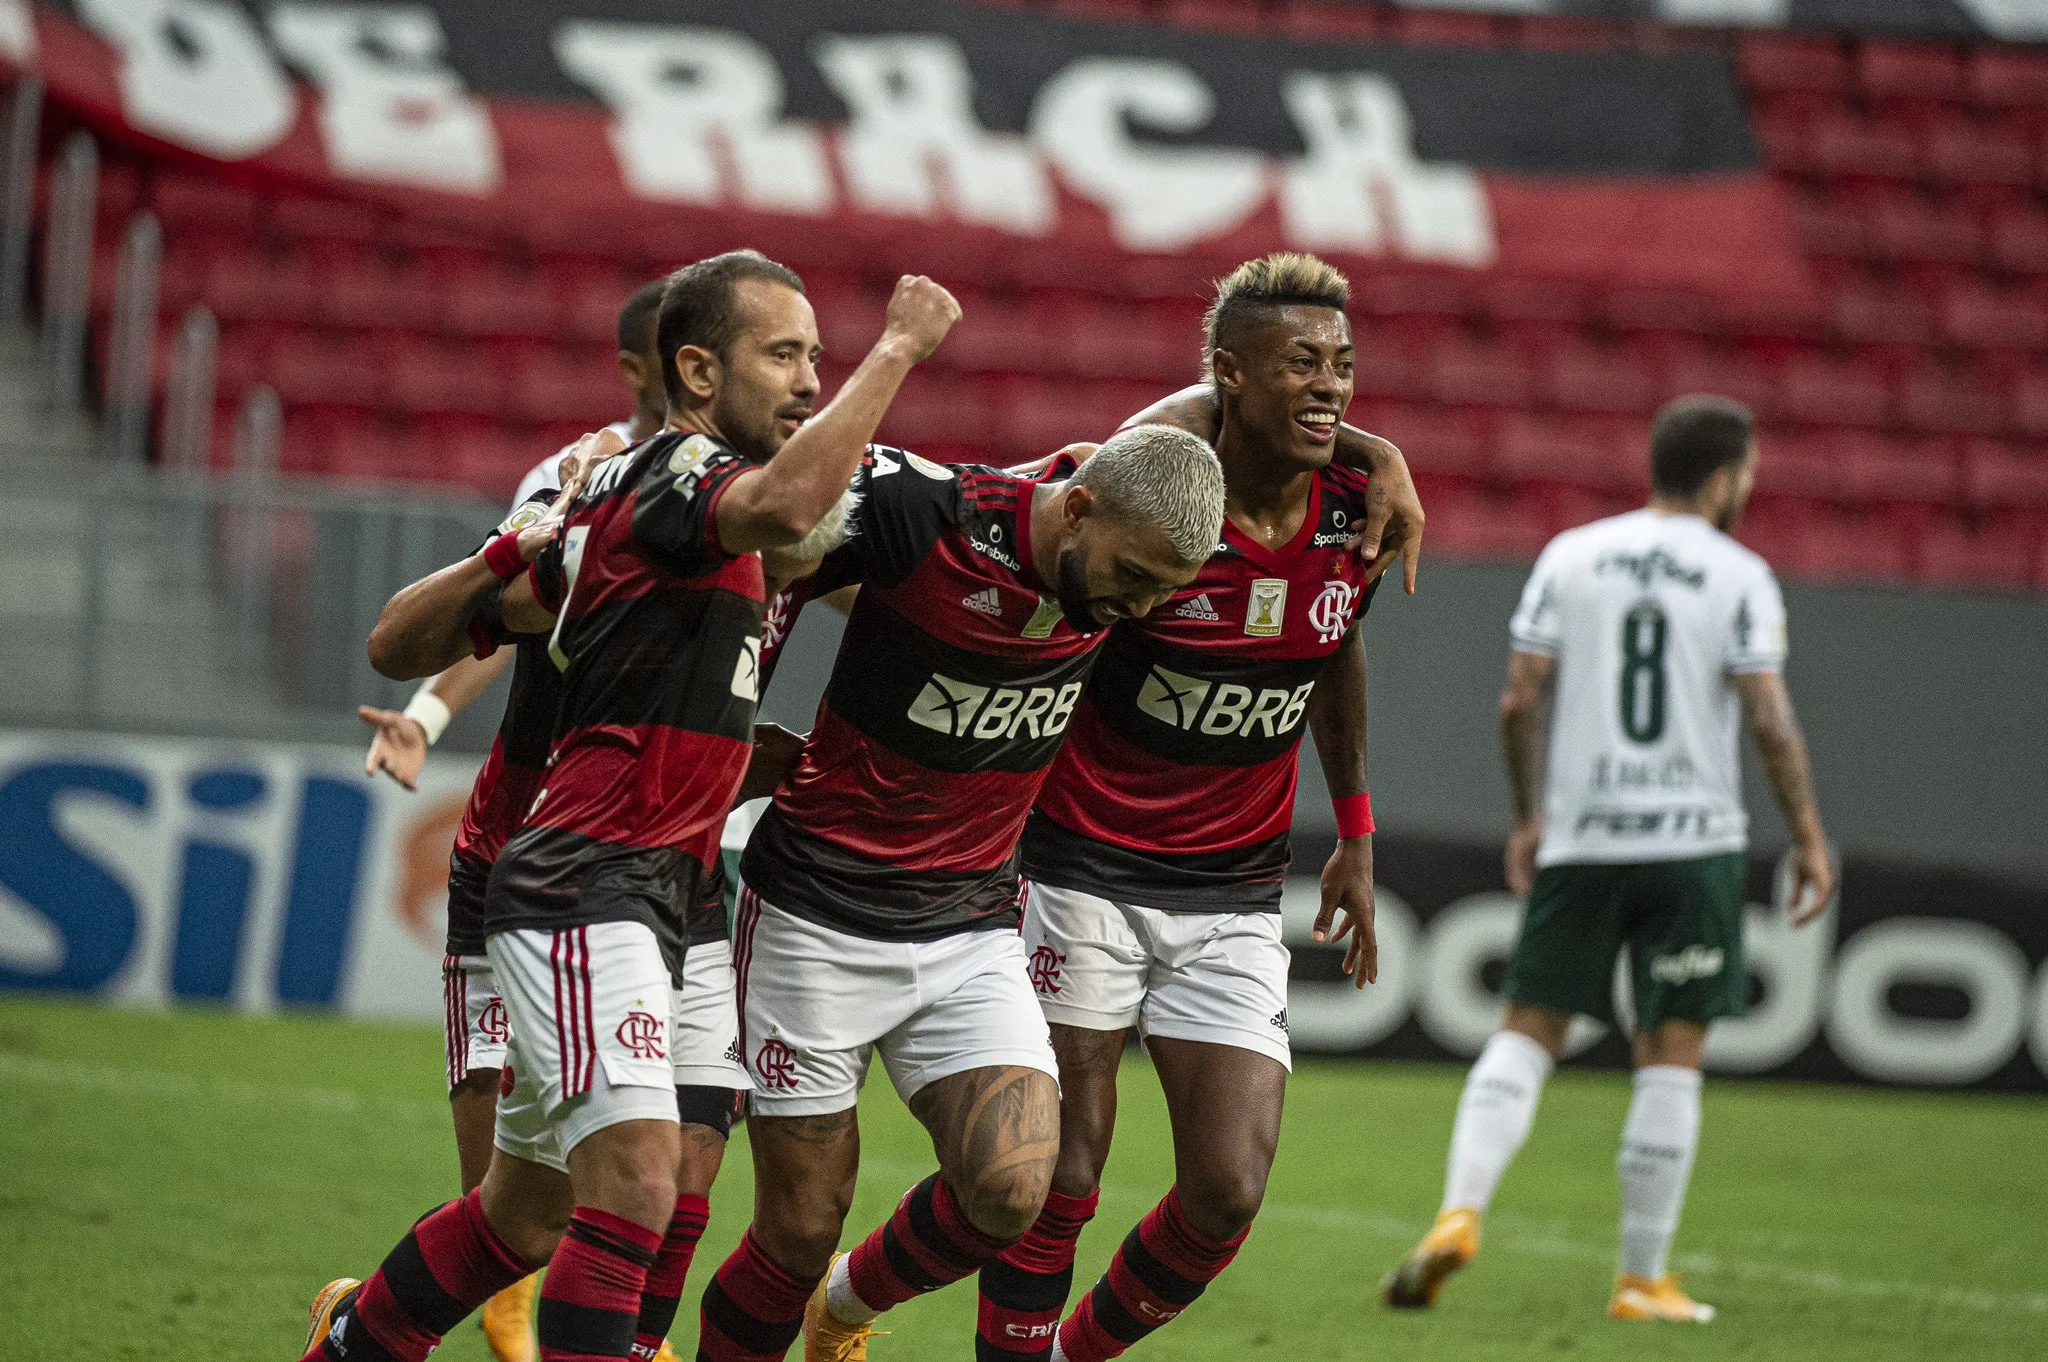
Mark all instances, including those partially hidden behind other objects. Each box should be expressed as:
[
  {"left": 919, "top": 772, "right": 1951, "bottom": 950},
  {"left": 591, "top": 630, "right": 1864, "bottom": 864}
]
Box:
[
  {"left": 1380, "top": 1207, "right": 1482, "bottom": 1310},
  {"left": 1608, "top": 1272, "right": 1717, "bottom": 1322},
  {"left": 803, "top": 1254, "right": 889, "bottom": 1361},
  {"left": 480, "top": 1272, "right": 541, "bottom": 1362},
  {"left": 304, "top": 1278, "right": 361, "bottom": 1354},
  {"left": 652, "top": 1340, "right": 680, "bottom": 1362}
]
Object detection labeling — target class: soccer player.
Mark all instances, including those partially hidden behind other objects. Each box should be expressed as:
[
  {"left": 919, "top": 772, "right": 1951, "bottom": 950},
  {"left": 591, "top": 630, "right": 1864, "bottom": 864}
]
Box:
[
  {"left": 967, "top": 254, "right": 1382, "bottom": 1362},
  {"left": 1381, "top": 395, "right": 1834, "bottom": 1322},
  {"left": 691, "top": 425, "right": 1226, "bottom": 1362},
  {"left": 355, "top": 278, "right": 671, "bottom": 1362},
  {"left": 299, "top": 252, "right": 961, "bottom": 1362}
]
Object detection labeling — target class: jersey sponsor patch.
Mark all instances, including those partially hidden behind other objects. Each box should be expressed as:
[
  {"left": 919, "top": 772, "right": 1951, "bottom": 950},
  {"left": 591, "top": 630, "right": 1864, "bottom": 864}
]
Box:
[
  {"left": 1135, "top": 662, "right": 1313, "bottom": 738},
  {"left": 1245, "top": 578, "right": 1288, "bottom": 636},
  {"left": 907, "top": 672, "right": 1082, "bottom": 742}
]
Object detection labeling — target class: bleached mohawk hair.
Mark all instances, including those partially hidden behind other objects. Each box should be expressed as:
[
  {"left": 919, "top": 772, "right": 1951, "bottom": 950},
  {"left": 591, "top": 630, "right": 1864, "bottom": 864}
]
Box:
[{"left": 1202, "top": 252, "right": 1351, "bottom": 368}]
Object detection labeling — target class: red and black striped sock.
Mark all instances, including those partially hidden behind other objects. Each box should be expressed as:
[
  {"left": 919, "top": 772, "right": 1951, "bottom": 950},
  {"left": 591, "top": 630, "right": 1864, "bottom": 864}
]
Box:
[
  {"left": 305, "top": 1189, "right": 533, "bottom": 1362},
  {"left": 1055, "top": 1187, "right": 1247, "bottom": 1362},
  {"left": 538, "top": 1207, "right": 663, "bottom": 1362},
  {"left": 976, "top": 1188, "right": 1099, "bottom": 1361},
  {"left": 631, "top": 1195, "right": 710, "bottom": 1359},
  {"left": 695, "top": 1228, "right": 820, "bottom": 1362},
  {"left": 842, "top": 1174, "right": 1014, "bottom": 1319}
]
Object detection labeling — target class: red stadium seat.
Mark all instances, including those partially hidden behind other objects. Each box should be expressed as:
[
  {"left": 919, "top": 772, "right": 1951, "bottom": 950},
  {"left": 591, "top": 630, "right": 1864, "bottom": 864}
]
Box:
[
  {"left": 1769, "top": 505, "right": 1919, "bottom": 582},
  {"left": 509, "top": 342, "right": 623, "bottom": 425},
  {"left": 1056, "top": 294, "right": 1204, "bottom": 383},
  {"left": 1856, "top": 42, "right": 1964, "bottom": 105},
  {"left": 1963, "top": 440, "right": 2048, "bottom": 510},
  {"left": 875, "top": 370, "right": 998, "bottom": 449},
  {"left": 1545, "top": 340, "right": 1658, "bottom": 414},
  {"left": 1828, "top": 279, "right": 1934, "bottom": 346},
  {"left": 1936, "top": 282, "right": 2048, "bottom": 351},
  {"left": 1788, "top": 192, "right": 1869, "bottom": 259},
  {"left": 265, "top": 326, "right": 387, "bottom": 410},
  {"left": 1737, "top": 35, "right": 1851, "bottom": 96},
  {"left": 2009, "top": 370, "right": 2048, "bottom": 437},
  {"left": 940, "top": 293, "right": 1062, "bottom": 375},
  {"left": 1898, "top": 362, "right": 2007, "bottom": 436},
  {"left": 1355, "top": 402, "right": 1490, "bottom": 480},
  {"left": 1967, "top": 48, "right": 2048, "bottom": 110},
  {"left": 1423, "top": 335, "right": 1535, "bottom": 408},
  {"left": 384, "top": 335, "right": 510, "bottom": 417},
  {"left": 1661, "top": 345, "right": 1779, "bottom": 422},
  {"left": 1918, "top": 115, "right": 2037, "bottom": 188},
  {"left": 1807, "top": 111, "right": 1920, "bottom": 181},
  {"left": 436, "top": 254, "right": 561, "bottom": 339},
  {"left": 1494, "top": 412, "right": 1638, "bottom": 490},
  {"left": 1418, "top": 484, "right": 1558, "bottom": 562},
  {"left": 1778, "top": 352, "right": 1892, "bottom": 427},
  {"left": 1916, "top": 513, "right": 2041, "bottom": 589},
  {"left": 150, "top": 173, "right": 262, "bottom": 235},
  {"left": 1988, "top": 205, "right": 2048, "bottom": 274},
  {"left": 1863, "top": 189, "right": 1985, "bottom": 264}
]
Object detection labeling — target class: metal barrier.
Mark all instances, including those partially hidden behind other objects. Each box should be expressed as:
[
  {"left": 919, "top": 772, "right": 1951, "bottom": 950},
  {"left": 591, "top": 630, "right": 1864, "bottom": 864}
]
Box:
[{"left": 1, "top": 466, "right": 502, "bottom": 744}]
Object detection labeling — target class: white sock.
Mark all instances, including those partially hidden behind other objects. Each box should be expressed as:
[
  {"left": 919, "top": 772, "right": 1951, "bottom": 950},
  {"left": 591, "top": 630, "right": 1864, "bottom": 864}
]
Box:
[
  {"left": 1441, "top": 1030, "right": 1554, "bottom": 1213},
  {"left": 825, "top": 1252, "right": 881, "bottom": 1325},
  {"left": 1049, "top": 1339, "right": 1069, "bottom": 1362},
  {"left": 1617, "top": 1064, "right": 1703, "bottom": 1281}
]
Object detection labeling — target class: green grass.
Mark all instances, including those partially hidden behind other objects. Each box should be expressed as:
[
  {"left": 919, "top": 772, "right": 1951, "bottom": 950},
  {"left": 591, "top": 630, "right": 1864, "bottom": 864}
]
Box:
[{"left": 0, "top": 997, "right": 2042, "bottom": 1361}]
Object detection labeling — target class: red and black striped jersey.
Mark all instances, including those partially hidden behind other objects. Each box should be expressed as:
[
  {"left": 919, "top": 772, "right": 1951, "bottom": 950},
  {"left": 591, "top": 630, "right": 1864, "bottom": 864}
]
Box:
[
  {"left": 741, "top": 447, "right": 1101, "bottom": 941},
  {"left": 1024, "top": 465, "right": 1378, "bottom": 914},
  {"left": 484, "top": 431, "right": 764, "bottom": 968},
  {"left": 445, "top": 491, "right": 563, "bottom": 957},
  {"left": 688, "top": 574, "right": 818, "bottom": 946}
]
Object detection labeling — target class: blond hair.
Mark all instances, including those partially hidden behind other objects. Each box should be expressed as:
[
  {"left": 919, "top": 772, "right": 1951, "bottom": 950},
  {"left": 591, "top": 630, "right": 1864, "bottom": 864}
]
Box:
[
  {"left": 1073, "top": 424, "right": 1226, "bottom": 565},
  {"left": 1202, "top": 252, "right": 1351, "bottom": 368}
]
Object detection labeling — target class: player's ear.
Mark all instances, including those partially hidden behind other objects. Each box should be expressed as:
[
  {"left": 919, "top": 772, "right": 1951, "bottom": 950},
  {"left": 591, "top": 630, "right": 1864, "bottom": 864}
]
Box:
[
  {"left": 618, "top": 349, "right": 646, "bottom": 387},
  {"left": 673, "top": 344, "right": 721, "bottom": 403},
  {"left": 1061, "top": 483, "right": 1096, "bottom": 530},
  {"left": 1211, "top": 349, "right": 1243, "bottom": 396}
]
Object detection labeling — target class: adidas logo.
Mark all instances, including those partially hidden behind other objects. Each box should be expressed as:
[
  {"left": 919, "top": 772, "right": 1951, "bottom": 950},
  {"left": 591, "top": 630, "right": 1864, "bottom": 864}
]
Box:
[
  {"left": 1269, "top": 1009, "right": 1289, "bottom": 1033},
  {"left": 1174, "top": 593, "right": 1221, "bottom": 622},
  {"left": 724, "top": 1039, "right": 742, "bottom": 1064},
  {"left": 963, "top": 586, "right": 1003, "bottom": 618}
]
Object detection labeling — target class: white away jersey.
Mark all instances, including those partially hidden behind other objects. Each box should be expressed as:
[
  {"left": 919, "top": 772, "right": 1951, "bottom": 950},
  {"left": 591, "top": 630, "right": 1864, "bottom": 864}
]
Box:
[
  {"left": 510, "top": 420, "right": 635, "bottom": 511},
  {"left": 1509, "top": 508, "right": 1787, "bottom": 867}
]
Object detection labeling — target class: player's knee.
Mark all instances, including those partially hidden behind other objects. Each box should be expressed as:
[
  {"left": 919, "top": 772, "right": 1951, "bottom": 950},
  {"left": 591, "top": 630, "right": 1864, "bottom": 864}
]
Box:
[
  {"left": 756, "top": 1193, "right": 850, "bottom": 1275},
  {"left": 958, "top": 1163, "right": 1053, "bottom": 1243},
  {"left": 449, "top": 1068, "right": 499, "bottom": 1101},
  {"left": 1182, "top": 1164, "right": 1269, "bottom": 1240}
]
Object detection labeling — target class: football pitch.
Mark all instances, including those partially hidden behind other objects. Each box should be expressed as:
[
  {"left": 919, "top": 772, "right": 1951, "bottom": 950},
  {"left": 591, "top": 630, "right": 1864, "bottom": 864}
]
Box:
[{"left": 1, "top": 998, "right": 2041, "bottom": 1362}]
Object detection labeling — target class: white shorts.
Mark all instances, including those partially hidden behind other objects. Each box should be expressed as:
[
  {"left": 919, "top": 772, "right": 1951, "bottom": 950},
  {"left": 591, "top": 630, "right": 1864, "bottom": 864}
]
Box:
[
  {"left": 443, "top": 953, "right": 510, "bottom": 1088},
  {"left": 488, "top": 922, "right": 680, "bottom": 1171},
  {"left": 672, "top": 936, "right": 751, "bottom": 1092},
  {"left": 1022, "top": 881, "right": 1294, "bottom": 1071},
  {"left": 733, "top": 886, "right": 1058, "bottom": 1118}
]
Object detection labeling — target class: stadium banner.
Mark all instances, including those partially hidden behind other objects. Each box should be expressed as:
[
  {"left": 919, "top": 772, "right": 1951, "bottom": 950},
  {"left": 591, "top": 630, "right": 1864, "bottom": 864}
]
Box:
[
  {"left": 1279, "top": 833, "right": 2048, "bottom": 1093},
  {"left": 1401, "top": 0, "right": 2046, "bottom": 43},
  {"left": 6, "top": 0, "right": 1810, "bottom": 300},
  {"left": 5, "top": 728, "right": 2047, "bottom": 1092}
]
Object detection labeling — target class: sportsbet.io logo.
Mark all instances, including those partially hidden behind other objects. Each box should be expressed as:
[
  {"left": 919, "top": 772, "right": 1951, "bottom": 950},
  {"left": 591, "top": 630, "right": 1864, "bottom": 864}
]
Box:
[
  {"left": 1135, "top": 663, "right": 1313, "bottom": 739},
  {"left": 906, "top": 673, "right": 1083, "bottom": 741}
]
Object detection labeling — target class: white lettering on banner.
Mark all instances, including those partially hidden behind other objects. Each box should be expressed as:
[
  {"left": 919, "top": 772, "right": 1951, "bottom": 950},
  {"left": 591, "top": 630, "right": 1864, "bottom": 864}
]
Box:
[
  {"left": 1702, "top": 897, "right": 1834, "bottom": 1073},
  {"left": 1654, "top": 0, "right": 1790, "bottom": 26},
  {"left": 553, "top": 22, "right": 832, "bottom": 213},
  {"left": 2030, "top": 960, "right": 2048, "bottom": 1079},
  {"left": 813, "top": 34, "right": 1055, "bottom": 234},
  {"left": 269, "top": 4, "right": 501, "bottom": 193},
  {"left": 1826, "top": 918, "right": 2029, "bottom": 1086},
  {"left": 1279, "top": 73, "right": 1494, "bottom": 267},
  {"left": 1414, "top": 892, "right": 1609, "bottom": 1057},
  {"left": 76, "top": 0, "right": 296, "bottom": 158},
  {"left": 1946, "top": 0, "right": 2048, "bottom": 41},
  {"left": 0, "top": 0, "right": 34, "bottom": 61},
  {"left": 1029, "top": 58, "right": 1267, "bottom": 252}
]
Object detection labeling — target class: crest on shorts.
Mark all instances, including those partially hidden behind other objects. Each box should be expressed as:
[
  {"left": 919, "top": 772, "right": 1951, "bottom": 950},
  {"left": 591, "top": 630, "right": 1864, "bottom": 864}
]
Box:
[
  {"left": 1028, "top": 944, "right": 1067, "bottom": 995},
  {"left": 1245, "top": 578, "right": 1287, "bottom": 637},
  {"left": 755, "top": 1038, "right": 800, "bottom": 1090}
]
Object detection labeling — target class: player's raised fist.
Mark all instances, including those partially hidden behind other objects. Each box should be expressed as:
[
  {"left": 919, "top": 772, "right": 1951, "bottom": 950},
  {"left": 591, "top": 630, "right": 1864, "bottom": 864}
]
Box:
[
  {"left": 881, "top": 274, "right": 961, "bottom": 361},
  {"left": 557, "top": 426, "right": 628, "bottom": 503}
]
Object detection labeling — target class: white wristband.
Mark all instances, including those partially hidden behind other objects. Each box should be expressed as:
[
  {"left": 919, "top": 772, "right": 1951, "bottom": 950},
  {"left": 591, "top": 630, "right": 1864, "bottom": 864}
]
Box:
[{"left": 402, "top": 689, "right": 453, "bottom": 747}]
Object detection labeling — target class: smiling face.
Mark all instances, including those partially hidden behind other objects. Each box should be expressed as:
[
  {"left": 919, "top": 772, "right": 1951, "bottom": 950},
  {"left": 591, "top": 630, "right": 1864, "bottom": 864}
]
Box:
[
  {"left": 688, "top": 279, "right": 822, "bottom": 463},
  {"left": 1211, "top": 303, "right": 1356, "bottom": 472},
  {"left": 1049, "top": 488, "right": 1205, "bottom": 631}
]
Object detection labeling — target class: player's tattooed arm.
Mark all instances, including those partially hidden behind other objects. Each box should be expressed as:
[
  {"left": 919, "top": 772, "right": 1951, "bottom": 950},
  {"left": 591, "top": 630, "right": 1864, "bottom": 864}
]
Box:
[
  {"left": 1307, "top": 626, "right": 1378, "bottom": 986},
  {"left": 1500, "top": 648, "right": 1557, "bottom": 898},
  {"left": 1735, "top": 670, "right": 1835, "bottom": 925},
  {"left": 1118, "top": 382, "right": 1425, "bottom": 593}
]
